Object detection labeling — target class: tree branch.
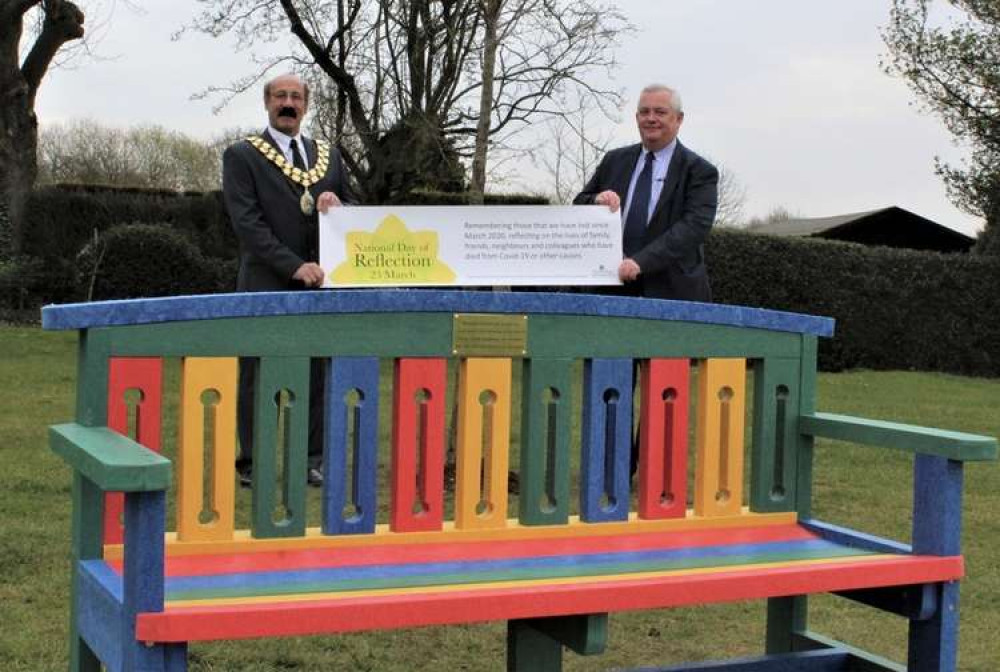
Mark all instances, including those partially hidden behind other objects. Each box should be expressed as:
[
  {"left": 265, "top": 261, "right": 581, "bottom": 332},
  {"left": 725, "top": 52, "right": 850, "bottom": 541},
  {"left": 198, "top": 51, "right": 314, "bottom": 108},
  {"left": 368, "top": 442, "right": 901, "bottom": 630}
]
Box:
[
  {"left": 20, "top": 0, "right": 85, "bottom": 104},
  {"left": 277, "top": 0, "right": 375, "bottom": 145}
]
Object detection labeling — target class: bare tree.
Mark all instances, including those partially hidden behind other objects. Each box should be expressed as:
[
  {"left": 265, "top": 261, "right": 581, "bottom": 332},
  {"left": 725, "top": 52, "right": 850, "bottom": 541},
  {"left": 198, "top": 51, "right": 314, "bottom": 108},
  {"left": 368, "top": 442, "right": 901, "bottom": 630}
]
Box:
[
  {"left": 468, "top": 0, "right": 502, "bottom": 204},
  {"left": 38, "top": 120, "right": 231, "bottom": 191},
  {"left": 532, "top": 99, "right": 616, "bottom": 203},
  {"left": 184, "top": 0, "right": 629, "bottom": 203},
  {"left": 713, "top": 162, "right": 748, "bottom": 228},
  {"left": 1, "top": 0, "right": 86, "bottom": 257},
  {"left": 746, "top": 206, "right": 798, "bottom": 231}
]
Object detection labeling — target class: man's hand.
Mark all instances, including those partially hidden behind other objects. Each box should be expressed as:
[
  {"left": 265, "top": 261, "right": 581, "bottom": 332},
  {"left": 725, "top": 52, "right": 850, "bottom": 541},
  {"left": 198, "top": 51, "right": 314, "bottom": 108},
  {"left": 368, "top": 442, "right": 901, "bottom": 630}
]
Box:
[
  {"left": 317, "top": 191, "right": 343, "bottom": 214},
  {"left": 618, "top": 258, "right": 641, "bottom": 282},
  {"left": 595, "top": 190, "right": 621, "bottom": 213},
  {"left": 293, "top": 262, "right": 325, "bottom": 288}
]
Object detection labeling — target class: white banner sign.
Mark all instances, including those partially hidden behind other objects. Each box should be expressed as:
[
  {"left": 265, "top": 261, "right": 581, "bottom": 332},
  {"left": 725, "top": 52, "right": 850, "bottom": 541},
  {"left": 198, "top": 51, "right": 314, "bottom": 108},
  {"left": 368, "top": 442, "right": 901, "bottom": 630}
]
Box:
[{"left": 319, "top": 205, "right": 622, "bottom": 288}]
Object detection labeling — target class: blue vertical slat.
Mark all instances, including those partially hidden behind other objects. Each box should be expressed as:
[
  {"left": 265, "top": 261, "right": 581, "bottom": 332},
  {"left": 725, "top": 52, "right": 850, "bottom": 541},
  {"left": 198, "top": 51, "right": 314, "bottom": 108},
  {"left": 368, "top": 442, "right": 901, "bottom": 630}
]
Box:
[
  {"left": 581, "top": 358, "right": 632, "bottom": 522},
  {"left": 323, "top": 357, "right": 380, "bottom": 535}
]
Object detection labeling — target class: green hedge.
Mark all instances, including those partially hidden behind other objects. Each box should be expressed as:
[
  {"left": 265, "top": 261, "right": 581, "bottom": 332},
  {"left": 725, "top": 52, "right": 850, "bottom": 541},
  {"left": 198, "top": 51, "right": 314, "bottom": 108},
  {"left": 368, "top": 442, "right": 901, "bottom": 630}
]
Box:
[
  {"left": 707, "top": 229, "right": 1000, "bottom": 376},
  {"left": 23, "top": 185, "right": 546, "bottom": 264},
  {"left": 0, "top": 255, "right": 78, "bottom": 310},
  {"left": 25, "top": 185, "right": 234, "bottom": 261},
  {"left": 77, "top": 224, "right": 232, "bottom": 301},
  {"left": 9, "top": 185, "right": 545, "bottom": 311},
  {"left": 18, "top": 185, "right": 1000, "bottom": 377}
]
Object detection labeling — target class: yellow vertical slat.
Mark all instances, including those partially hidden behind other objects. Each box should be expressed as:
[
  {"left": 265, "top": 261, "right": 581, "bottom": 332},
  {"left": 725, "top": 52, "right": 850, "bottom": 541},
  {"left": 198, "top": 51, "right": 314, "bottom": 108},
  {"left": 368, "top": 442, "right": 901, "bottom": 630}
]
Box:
[
  {"left": 455, "top": 358, "right": 512, "bottom": 530},
  {"left": 177, "top": 357, "right": 238, "bottom": 542},
  {"left": 695, "top": 358, "right": 747, "bottom": 517}
]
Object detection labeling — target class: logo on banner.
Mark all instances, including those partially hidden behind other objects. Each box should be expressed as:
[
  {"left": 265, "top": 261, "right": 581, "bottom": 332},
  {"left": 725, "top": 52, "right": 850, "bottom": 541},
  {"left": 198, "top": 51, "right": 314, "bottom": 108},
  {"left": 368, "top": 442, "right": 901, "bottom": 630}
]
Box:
[{"left": 331, "top": 214, "right": 457, "bottom": 284}]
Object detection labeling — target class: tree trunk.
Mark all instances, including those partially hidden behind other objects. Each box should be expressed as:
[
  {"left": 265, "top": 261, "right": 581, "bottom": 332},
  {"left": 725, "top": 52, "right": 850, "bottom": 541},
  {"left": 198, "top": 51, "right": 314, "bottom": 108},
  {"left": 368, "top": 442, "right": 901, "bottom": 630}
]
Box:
[
  {"left": 469, "top": 0, "right": 501, "bottom": 205},
  {"left": 0, "top": 0, "right": 85, "bottom": 258},
  {"left": 0, "top": 85, "right": 37, "bottom": 259}
]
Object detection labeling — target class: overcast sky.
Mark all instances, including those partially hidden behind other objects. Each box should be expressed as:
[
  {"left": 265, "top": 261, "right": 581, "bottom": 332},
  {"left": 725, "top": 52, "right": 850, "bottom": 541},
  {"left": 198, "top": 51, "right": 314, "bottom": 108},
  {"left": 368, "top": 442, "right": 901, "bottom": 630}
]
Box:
[{"left": 35, "top": 1, "right": 982, "bottom": 235}]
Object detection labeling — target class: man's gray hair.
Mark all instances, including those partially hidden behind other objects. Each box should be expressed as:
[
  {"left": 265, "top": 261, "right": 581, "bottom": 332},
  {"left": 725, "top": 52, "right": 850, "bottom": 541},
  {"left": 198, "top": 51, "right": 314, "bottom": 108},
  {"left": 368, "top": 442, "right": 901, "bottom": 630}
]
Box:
[
  {"left": 640, "top": 84, "right": 683, "bottom": 114},
  {"left": 263, "top": 74, "right": 310, "bottom": 103}
]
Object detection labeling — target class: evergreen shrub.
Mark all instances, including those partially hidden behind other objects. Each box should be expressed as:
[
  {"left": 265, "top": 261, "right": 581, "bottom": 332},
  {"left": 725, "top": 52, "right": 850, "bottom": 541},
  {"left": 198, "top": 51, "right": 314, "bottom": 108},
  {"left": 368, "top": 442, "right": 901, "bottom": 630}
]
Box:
[
  {"left": 76, "top": 224, "right": 225, "bottom": 301},
  {"left": 707, "top": 228, "right": 1000, "bottom": 375}
]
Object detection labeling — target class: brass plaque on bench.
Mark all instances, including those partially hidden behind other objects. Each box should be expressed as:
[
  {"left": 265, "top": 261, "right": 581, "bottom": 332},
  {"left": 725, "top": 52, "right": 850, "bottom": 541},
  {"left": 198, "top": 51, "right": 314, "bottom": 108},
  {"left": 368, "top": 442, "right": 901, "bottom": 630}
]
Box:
[{"left": 452, "top": 314, "right": 528, "bottom": 357}]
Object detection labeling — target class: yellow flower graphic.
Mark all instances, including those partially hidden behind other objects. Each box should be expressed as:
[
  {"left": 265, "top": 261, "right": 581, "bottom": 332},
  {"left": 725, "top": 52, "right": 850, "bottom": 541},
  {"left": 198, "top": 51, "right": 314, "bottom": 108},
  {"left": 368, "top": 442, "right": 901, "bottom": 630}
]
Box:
[{"left": 331, "top": 214, "right": 457, "bottom": 285}]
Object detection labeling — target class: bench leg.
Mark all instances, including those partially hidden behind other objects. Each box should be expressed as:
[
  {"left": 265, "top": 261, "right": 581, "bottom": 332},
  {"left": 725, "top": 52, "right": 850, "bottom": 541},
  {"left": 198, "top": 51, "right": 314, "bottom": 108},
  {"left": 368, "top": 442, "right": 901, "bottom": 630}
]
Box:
[
  {"left": 508, "top": 621, "right": 563, "bottom": 672},
  {"left": 70, "top": 473, "right": 104, "bottom": 672},
  {"left": 908, "top": 456, "right": 963, "bottom": 672},
  {"left": 163, "top": 643, "right": 188, "bottom": 671},
  {"left": 507, "top": 614, "right": 608, "bottom": 672},
  {"left": 69, "top": 637, "right": 101, "bottom": 672},
  {"left": 116, "top": 642, "right": 188, "bottom": 672},
  {"left": 765, "top": 595, "right": 808, "bottom": 654},
  {"left": 907, "top": 581, "right": 959, "bottom": 672}
]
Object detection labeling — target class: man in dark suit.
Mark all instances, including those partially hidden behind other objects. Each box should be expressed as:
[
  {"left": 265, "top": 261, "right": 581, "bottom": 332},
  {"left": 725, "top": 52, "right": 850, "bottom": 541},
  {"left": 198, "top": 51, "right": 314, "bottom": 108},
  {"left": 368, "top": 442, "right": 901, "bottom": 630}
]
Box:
[
  {"left": 575, "top": 84, "right": 718, "bottom": 478},
  {"left": 574, "top": 84, "right": 718, "bottom": 301},
  {"left": 223, "top": 73, "right": 355, "bottom": 487}
]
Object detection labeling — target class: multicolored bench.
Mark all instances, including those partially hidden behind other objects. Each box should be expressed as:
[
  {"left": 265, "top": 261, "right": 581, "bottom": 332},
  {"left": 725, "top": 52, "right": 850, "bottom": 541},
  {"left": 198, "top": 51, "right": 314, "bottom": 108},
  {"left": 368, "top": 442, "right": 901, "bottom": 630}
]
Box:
[{"left": 43, "top": 290, "right": 996, "bottom": 672}]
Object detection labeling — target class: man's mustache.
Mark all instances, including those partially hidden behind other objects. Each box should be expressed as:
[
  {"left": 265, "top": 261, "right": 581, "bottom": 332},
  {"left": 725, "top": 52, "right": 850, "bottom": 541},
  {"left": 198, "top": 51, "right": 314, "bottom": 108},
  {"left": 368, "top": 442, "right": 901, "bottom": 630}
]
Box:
[{"left": 278, "top": 107, "right": 298, "bottom": 118}]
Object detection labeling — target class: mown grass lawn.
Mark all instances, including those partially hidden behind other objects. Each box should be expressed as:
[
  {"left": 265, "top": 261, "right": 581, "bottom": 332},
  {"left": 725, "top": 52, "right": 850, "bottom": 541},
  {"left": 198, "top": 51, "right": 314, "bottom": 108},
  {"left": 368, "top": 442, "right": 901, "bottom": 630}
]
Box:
[{"left": 0, "top": 326, "right": 996, "bottom": 671}]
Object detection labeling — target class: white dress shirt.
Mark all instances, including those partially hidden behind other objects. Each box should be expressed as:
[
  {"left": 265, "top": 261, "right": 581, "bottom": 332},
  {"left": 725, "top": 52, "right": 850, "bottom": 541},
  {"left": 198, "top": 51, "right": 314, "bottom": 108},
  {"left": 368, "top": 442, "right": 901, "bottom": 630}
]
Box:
[{"left": 267, "top": 125, "right": 310, "bottom": 170}]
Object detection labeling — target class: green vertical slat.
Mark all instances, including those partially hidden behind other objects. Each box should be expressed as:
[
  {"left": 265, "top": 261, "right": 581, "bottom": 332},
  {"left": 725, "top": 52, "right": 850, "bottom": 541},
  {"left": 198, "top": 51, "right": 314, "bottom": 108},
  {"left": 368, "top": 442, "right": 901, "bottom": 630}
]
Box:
[
  {"left": 750, "top": 358, "right": 801, "bottom": 513},
  {"left": 75, "top": 330, "right": 111, "bottom": 427},
  {"left": 70, "top": 329, "right": 110, "bottom": 671},
  {"left": 796, "top": 335, "right": 818, "bottom": 519},
  {"left": 69, "top": 473, "right": 104, "bottom": 672},
  {"left": 251, "top": 357, "right": 310, "bottom": 538},
  {"left": 765, "top": 335, "right": 817, "bottom": 655},
  {"left": 519, "top": 359, "right": 573, "bottom": 526}
]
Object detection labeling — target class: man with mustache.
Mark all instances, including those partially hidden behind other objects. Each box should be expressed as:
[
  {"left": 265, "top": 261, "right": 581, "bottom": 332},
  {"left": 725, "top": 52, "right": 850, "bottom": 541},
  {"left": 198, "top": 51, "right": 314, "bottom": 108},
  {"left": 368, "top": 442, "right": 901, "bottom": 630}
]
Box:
[
  {"left": 223, "top": 72, "right": 356, "bottom": 488},
  {"left": 575, "top": 83, "right": 718, "bottom": 301}
]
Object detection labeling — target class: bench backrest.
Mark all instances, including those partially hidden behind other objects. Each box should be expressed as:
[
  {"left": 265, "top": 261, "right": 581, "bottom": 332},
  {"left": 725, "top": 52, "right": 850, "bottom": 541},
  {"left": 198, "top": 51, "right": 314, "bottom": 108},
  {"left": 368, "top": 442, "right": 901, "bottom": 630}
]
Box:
[{"left": 42, "top": 290, "right": 834, "bottom": 549}]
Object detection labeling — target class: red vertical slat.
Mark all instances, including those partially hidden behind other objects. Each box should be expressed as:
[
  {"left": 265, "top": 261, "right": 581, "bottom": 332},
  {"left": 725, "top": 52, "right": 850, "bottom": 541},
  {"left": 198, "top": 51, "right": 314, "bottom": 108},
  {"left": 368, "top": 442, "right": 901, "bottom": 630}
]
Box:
[
  {"left": 105, "top": 357, "right": 164, "bottom": 543},
  {"left": 638, "top": 358, "right": 689, "bottom": 519},
  {"left": 390, "top": 358, "right": 447, "bottom": 532}
]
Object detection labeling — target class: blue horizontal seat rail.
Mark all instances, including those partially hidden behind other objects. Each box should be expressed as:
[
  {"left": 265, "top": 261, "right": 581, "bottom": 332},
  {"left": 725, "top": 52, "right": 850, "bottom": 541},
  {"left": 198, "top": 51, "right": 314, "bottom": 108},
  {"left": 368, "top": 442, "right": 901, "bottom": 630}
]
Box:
[{"left": 42, "top": 289, "right": 835, "bottom": 337}]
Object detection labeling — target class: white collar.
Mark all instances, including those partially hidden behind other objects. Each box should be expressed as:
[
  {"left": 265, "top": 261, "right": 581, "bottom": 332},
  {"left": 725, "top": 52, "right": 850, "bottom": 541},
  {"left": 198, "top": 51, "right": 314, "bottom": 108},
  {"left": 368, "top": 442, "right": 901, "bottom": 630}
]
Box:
[
  {"left": 641, "top": 138, "right": 677, "bottom": 164},
  {"left": 267, "top": 126, "right": 307, "bottom": 155}
]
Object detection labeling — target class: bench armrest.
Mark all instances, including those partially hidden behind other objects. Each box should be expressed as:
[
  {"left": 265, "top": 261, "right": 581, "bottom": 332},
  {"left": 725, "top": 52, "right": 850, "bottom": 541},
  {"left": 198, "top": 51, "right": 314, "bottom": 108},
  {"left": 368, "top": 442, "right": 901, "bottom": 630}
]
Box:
[
  {"left": 800, "top": 412, "right": 997, "bottom": 462},
  {"left": 50, "top": 423, "right": 172, "bottom": 492}
]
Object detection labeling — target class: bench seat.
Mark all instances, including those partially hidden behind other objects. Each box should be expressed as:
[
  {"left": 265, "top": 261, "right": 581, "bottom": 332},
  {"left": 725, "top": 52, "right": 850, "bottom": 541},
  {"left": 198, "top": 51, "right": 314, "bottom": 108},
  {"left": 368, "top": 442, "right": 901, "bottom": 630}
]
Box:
[{"left": 78, "top": 521, "right": 961, "bottom": 643}]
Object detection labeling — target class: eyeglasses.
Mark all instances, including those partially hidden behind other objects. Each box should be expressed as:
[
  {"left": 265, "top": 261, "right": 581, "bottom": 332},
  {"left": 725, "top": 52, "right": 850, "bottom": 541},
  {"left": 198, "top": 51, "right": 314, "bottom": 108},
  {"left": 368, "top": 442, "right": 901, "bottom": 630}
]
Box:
[{"left": 270, "top": 90, "right": 305, "bottom": 102}]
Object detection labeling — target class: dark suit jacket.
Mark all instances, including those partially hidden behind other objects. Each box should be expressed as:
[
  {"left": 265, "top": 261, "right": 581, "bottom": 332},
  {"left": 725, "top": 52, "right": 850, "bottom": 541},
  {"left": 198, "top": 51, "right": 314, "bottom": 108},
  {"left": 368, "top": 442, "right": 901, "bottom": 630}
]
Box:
[
  {"left": 574, "top": 141, "right": 718, "bottom": 302},
  {"left": 223, "top": 131, "right": 355, "bottom": 291}
]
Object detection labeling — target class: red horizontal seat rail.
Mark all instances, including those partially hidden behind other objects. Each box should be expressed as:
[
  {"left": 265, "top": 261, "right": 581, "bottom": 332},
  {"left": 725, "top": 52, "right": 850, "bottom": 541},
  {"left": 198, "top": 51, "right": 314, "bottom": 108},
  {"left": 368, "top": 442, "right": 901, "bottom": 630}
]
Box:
[{"left": 136, "top": 554, "right": 961, "bottom": 643}]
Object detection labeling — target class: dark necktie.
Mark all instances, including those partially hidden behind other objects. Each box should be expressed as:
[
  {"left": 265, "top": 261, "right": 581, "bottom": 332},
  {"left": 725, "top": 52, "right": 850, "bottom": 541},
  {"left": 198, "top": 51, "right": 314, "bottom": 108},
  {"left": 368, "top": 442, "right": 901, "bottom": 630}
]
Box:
[
  {"left": 623, "top": 152, "right": 655, "bottom": 258},
  {"left": 290, "top": 138, "right": 307, "bottom": 171}
]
